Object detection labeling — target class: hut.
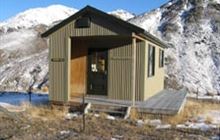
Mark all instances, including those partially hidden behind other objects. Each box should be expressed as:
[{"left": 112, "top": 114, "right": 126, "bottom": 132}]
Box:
[{"left": 41, "top": 6, "right": 168, "bottom": 106}]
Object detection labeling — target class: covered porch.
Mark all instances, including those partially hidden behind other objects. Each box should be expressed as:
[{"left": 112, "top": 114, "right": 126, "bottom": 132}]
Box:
[{"left": 70, "top": 35, "right": 143, "bottom": 101}]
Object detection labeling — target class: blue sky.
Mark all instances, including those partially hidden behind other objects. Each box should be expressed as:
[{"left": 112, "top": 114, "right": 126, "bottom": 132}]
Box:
[{"left": 0, "top": 0, "right": 169, "bottom": 21}]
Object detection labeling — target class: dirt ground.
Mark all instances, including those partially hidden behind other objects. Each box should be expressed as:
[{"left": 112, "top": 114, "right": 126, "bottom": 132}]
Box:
[{"left": 0, "top": 101, "right": 219, "bottom": 140}]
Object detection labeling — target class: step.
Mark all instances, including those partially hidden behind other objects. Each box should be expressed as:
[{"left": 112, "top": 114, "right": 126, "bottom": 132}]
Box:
[
  {"left": 89, "top": 108, "right": 126, "bottom": 115},
  {"left": 91, "top": 104, "right": 127, "bottom": 111},
  {"left": 88, "top": 104, "right": 128, "bottom": 118}
]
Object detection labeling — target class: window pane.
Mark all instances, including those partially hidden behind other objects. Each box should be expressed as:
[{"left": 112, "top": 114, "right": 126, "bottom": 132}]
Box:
[
  {"left": 148, "top": 45, "right": 155, "bottom": 77},
  {"left": 159, "top": 49, "right": 164, "bottom": 68},
  {"left": 90, "top": 51, "right": 106, "bottom": 73}
]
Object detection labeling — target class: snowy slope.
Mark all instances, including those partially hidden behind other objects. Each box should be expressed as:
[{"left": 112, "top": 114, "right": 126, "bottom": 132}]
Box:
[
  {"left": 109, "top": 9, "right": 135, "bottom": 20},
  {"left": 0, "top": 5, "right": 77, "bottom": 32},
  {"left": 0, "top": 29, "right": 48, "bottom": 91},
  {"left": 130, "top": 0, "right": 220, "bottom": 95}
]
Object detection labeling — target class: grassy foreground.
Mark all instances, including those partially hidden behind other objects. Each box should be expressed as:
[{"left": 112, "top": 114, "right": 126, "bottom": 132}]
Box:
[{"left": 0, "top": 100, "right": 219, "bottom": 140}]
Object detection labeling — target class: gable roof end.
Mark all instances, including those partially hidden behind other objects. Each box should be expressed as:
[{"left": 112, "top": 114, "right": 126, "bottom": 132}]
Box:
[{"left": 41, "top": 5, "right": 168, "bottom": 48}]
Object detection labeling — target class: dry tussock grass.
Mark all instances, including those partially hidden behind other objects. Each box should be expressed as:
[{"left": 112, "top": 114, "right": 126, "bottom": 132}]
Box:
[
  {"left": 165, "top": 100, "right": 220, "bottom": 125},
  {"left": 23, "top": 103, "right": 68, "bottom": 120},
  {"left": 129, "top": 107, "right": 139, "bottom": 120}
]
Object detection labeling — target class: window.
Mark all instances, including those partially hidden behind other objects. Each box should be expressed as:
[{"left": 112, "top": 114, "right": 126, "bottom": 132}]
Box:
[
  {"left": 91, "top": 52, "right": 106, "bottom": 73},
  {"left": 75, "top": 17, "right": 91, "bottom": 28},
  {"left": 159, "top": 49, "right": 164, "bottom": 68},
  {"left": 148, "top": 44, "right": 155, "bottom": 77}
]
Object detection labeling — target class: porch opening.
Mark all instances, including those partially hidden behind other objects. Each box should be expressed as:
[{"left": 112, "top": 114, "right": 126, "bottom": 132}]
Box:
[{"left": 70, "top": 36, "right": 132, "bottom": 100}]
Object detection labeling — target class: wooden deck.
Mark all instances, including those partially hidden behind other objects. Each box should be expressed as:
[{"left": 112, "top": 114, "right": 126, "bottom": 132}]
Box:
[
  {"left": 136, "top": 88, "right": 187, "bottom": 115},
  {"left": 70, "top": 88, "right": 187, "bottom": 115}
]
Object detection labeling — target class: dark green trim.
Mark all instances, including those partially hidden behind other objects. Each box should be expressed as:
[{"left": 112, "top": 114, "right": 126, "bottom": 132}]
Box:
[{"left": 41, "top": 5, "right": 168, "bottom": 48}]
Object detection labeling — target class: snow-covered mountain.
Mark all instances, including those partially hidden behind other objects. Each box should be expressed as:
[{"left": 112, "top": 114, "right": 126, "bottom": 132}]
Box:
[
  {"left": 0, "top": 5, "right": 77, "bottom": 32},
  {"left": 109, "top": 9, "right": 135, "bottom": 20},
  {"left": 0, "top": 1, "right": 220, "bottom": 95},
  {"left": 130, "top": 0, "right": 220, "bottom": 95}
]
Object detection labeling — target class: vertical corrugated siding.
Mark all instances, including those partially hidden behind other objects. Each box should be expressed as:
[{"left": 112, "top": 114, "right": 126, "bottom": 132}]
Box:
[
  {"left": 108, "top": 43, "right": 132, "bottom": 100},
  {"left": 135, "top": 41, "right": 145, "bottom": 101},
  {"left": 108, "top": 40, "right": 145, "bottom": 101},
  {"left": 49, "top": 32, "right": 66, "bottom": 102}
]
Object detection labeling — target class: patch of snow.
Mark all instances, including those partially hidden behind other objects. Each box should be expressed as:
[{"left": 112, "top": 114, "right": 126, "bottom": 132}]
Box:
[
  {"left": 156, "top": 124, "right": 171, "bottom": 129},
  {"left": 65, "top": 113, "right": 79, "bottom": 120},
  {"left": 149, "top": 119, "right": 162, "bottom": 126},
  {"left": 111, "top": 135, "right": 124, "bottom": 140},
  {"left": 106, "top": 115, "right": 116, "bottom": 120},
  {"left": 202, "top": 110, "right": 220, "bottom": 125},
  {"left": 0, "top": 102, "right": 25, "bottom": 112},
  {"left": 109, "top": 9, "right": 135, "bottom": 20},
  {"left": 137, "top": 120, "right": 145, "bottom": 127},
  {"left": 0, "top": 29, "right": 37, "bottom": 51},
  {"left": 187, "top": 94, "right": 220, "bottom": 101},
  {"left": 94, "top": 114, "right": 100, "bottom": 117},
  {"left": 177, "top": 122, "right": 218, "bottom": 131},
  {"left": 129, "top": 9, "right": 162, "bottom": 36},
  {"left": 60, "top": 130, "right": 70, "bottom": 135},
  {"left": 176, "top": 124, "right": 187, "bottom": 129},
  {"left": 212, "top": 0, "right": 220, "bottom": 4},
  {"left": 211, "top": 135, "right": 220, "bottom": 140}
]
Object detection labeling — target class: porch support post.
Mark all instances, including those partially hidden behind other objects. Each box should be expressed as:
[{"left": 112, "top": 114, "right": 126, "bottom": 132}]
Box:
[
  {"left": 131, "top": 33, "right": 137, "bottom": 107},
  {"left": 66, "top": 37, "right": 71, "bottom": 102}
]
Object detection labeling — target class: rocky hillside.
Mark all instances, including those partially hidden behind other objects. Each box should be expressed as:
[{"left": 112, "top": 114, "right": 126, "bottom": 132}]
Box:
[
  {"left": 130, "top": 0, "right": 220, "bottom": 95},
  {"left": 0, "top": 1, "right": 220, "bottom": 95}
]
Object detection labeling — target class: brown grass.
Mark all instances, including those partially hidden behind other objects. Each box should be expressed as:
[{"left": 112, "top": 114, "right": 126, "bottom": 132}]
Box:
[
  {"left": 24, "top": 103, "right": 68, "bottom": 121},
  {"left": 129, "top": 107, "right": 139, "bottom": 120},
  {"left": 165, "top": 100, "right": 220, "bottom": 125}
]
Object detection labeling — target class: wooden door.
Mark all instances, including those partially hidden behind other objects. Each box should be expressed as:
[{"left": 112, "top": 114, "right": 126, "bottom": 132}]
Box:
[{"left": 71, "top": 41, "right": 87, "bottom": 98}]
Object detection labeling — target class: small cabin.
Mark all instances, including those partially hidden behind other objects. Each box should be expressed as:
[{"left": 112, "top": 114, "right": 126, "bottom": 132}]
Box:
[{"left": 42, "top": 6, "right": 167, "bottom": 105}]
